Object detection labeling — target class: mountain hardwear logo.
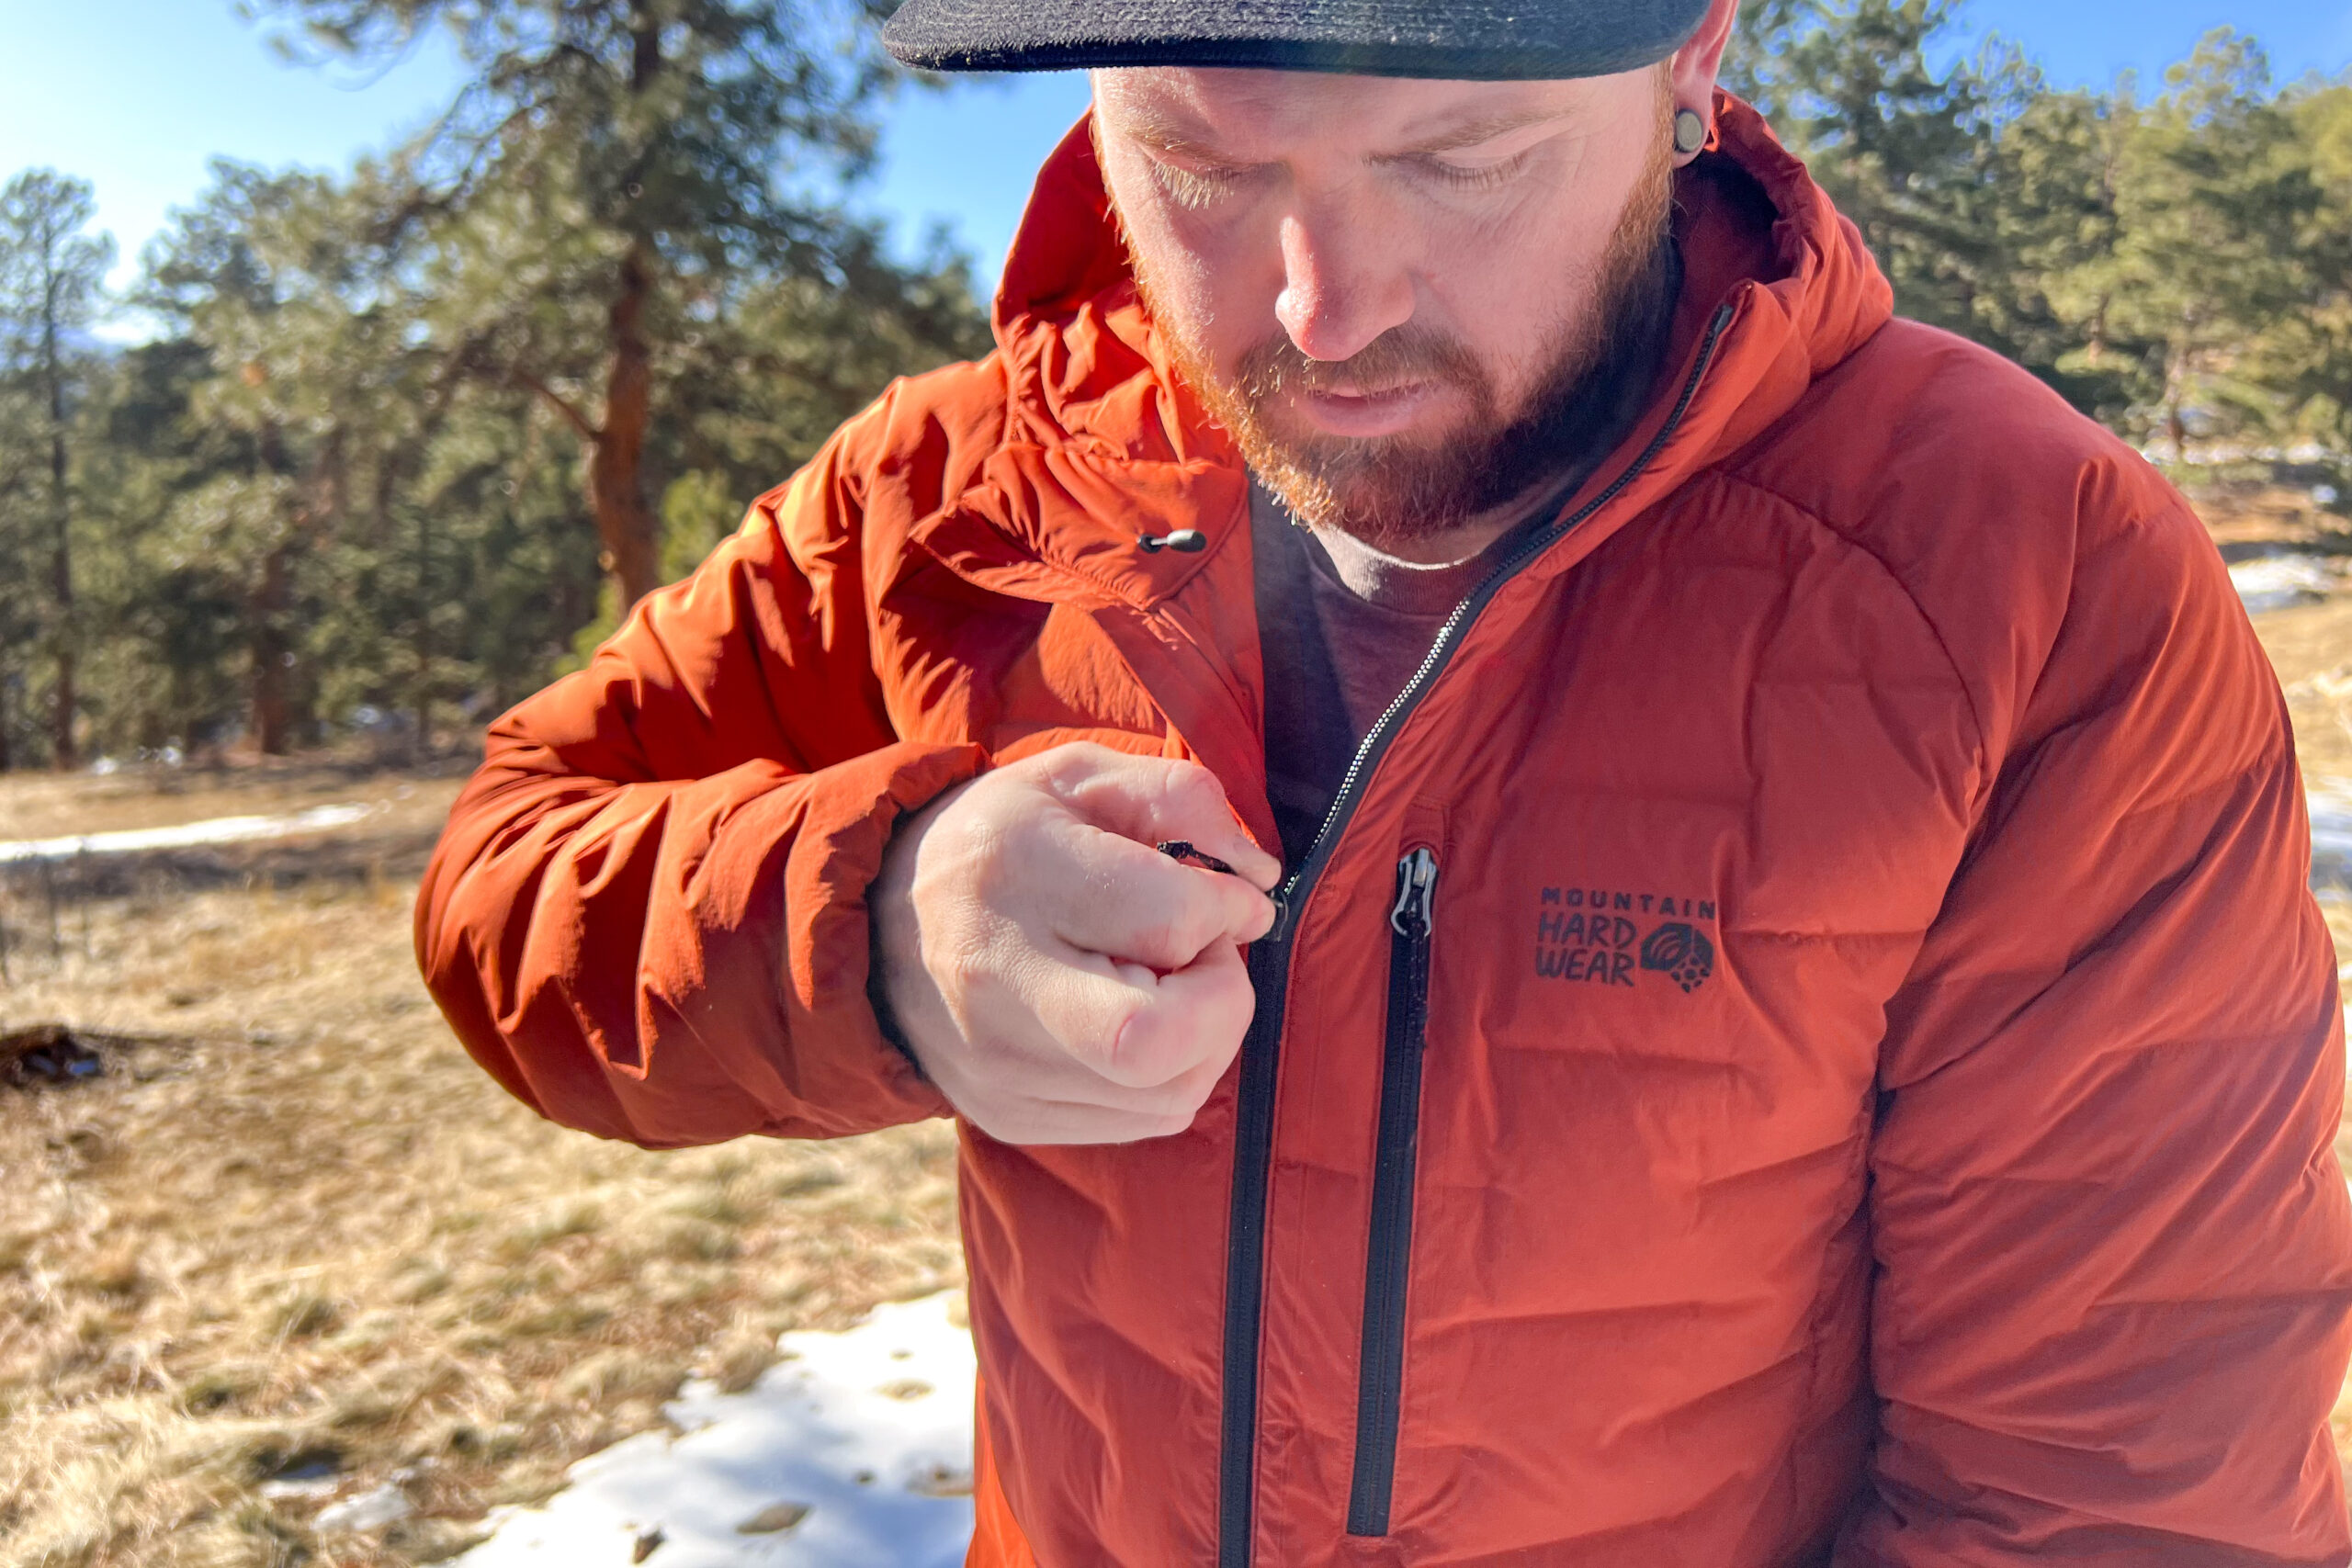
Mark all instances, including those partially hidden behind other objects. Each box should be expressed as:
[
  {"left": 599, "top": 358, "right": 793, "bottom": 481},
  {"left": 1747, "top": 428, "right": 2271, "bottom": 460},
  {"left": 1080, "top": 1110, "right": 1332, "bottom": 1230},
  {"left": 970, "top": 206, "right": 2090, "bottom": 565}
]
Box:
[
  {"left": 1534, "top": 886, "right": 1717, "bottom": 993},
  {"left": 1640, "top": 923, "right": 1715, "bottom": 994}
]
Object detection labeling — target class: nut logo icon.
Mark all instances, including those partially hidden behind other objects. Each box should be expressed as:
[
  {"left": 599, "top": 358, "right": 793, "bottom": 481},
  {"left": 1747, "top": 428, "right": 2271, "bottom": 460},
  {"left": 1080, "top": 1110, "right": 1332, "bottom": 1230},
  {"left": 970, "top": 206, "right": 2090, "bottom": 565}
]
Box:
[{"left": 1639, "top": 922, "right": 1715, "bottom": 994}]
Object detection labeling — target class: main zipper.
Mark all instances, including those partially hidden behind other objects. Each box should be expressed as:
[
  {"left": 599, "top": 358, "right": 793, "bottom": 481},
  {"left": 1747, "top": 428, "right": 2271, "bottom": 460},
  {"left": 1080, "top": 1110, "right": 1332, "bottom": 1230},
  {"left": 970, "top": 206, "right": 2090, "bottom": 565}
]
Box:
[
  {"left": 1347, "top": 847, "right": 1440, "bottom": 1537},
  {"left": 1215, "top": 302, "right": 1736, "bottom": 1568}
]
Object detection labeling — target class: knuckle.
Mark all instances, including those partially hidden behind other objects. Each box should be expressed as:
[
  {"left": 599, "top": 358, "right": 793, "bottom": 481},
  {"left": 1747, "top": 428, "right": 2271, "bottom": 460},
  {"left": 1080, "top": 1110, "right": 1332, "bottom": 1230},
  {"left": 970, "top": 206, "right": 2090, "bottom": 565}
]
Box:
[
  {"left": 1162, "top": 761, "right": 1219, "bottom": 809},
  {"left": 931, "top": 943, "right": 992, "bottom": 1001},
  {"left": 1043, "top": 740, "right": 1114, "bottom": 784},
  {"left": 1171, "top": 758, "right": 1218, "bottom": 794},
  {"left": 1099, "top": 1014, "right": 1173, "bottom": 1089},
  {"left": 962, "top": 852, "right": 1020, "bottom": 911},
  {"left": 1176, "top": 895, "right": 1229, "bottom": 946},
  {"left": 1135, "top": 911, "right": 1189, "bottom": 961}
]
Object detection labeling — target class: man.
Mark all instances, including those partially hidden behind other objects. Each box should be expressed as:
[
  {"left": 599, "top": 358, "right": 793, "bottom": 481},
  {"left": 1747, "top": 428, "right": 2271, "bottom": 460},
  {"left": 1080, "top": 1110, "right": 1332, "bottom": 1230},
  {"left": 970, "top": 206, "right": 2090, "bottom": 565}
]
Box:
[{"left": 415, "top": 0, "right": 2352, "bottom": 1561}]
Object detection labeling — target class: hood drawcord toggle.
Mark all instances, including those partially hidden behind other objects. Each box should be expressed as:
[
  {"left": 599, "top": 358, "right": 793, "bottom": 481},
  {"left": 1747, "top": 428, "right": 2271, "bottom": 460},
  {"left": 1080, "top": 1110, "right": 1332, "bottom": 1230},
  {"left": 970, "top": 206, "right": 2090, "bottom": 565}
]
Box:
[{"left": 1138, "top": 529, "right": 1208, "bottom": 555}]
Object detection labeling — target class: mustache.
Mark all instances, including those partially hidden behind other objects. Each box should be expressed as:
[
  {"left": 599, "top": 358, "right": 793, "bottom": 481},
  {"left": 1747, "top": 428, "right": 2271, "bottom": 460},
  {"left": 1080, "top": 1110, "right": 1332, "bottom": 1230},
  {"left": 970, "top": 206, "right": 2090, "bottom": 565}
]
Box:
[{"left": 1235, "top": 324, "right": 1490, "bottom": 409}]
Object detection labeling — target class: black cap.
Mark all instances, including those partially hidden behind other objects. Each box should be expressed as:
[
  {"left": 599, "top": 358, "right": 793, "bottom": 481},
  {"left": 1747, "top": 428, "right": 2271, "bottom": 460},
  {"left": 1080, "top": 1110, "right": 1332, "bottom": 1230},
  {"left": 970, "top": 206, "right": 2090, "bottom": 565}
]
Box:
[{"left": 882, "top": 0, "right": 1714, "bottom": 81}]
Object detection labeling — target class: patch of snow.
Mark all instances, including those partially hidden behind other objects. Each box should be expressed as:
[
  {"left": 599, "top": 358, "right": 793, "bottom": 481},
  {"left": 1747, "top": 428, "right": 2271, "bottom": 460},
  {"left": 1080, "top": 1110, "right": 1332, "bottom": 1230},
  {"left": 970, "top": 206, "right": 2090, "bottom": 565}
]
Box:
[
  {"left": 2155, "top": 441, "right": 2344, "bottom": 466},
  {"left": 257, "top": 1475, "right": 342, "bottom": 1502},
  {"left": 2233, "top": 554, "right": 2338, "bottom": 615},
  {"left": 316, "top": 1482, "right": 416, "bottom": 1533},
  {"left": 2312, "top": 785, "right": 2352, "bottom": 891},
  {"left": 0, "top": 803, "right": 381, "bottom": 865},
  {"left": 459, "top": 1292, "right": 977, "bottom": 1568}
]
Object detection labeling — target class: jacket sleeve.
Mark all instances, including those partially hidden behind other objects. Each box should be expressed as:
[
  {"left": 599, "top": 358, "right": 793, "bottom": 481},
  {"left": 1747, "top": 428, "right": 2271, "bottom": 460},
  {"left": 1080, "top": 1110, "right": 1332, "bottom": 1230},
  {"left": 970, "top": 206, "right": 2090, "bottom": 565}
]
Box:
[
  {"left": 1842, "top": 491, "right": 2352, "bottom": 1562},
  {"left": 414, "top": 415, "right": 979, "bottom": 1148}
]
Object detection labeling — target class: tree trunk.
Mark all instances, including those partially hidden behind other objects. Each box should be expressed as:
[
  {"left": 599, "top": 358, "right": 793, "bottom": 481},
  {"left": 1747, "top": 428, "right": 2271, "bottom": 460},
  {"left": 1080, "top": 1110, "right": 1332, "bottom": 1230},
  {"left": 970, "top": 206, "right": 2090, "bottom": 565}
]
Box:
[
  {"left": 411, "top": 479, "right": 432, "bottom": 763},
  {"left": 590, "top": 240, "right": 662, "bottom": 610},
  {"left": 584, "top": 3, "right": 669, "bottom": 614},
  {"left": 43, "top": 307, "right": 74, "bottom": 771},
  {"left": 2164, "top": 341, "right": 2192, "bottom": 468},
  {"left": 251, "top": 541, "right": 294, "bottom": 756}
]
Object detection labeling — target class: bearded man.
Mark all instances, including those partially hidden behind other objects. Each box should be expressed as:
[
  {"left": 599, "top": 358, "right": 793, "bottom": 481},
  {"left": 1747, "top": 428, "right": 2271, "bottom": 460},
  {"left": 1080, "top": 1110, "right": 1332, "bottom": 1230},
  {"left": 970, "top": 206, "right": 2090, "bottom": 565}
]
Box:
[{"left": 415, "top": 0, "right": 2352, "bottom": 1561}]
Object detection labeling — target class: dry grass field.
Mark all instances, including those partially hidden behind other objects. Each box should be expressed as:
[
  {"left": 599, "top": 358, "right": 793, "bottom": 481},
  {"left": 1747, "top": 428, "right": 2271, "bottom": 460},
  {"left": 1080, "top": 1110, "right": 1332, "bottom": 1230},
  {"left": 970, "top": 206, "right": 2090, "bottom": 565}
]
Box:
[
  {"left": 2201, "top": 480, "right": 2352, "bottom": 784},
  {"left": 6, "top": 485, "right": 2352, "bottom": 1563},
  {"left": 0, "top": 761, "right": 458, "bottom": 846},
  {"left": 2168, "top": 479, "right": 2352, "bottom": 1481},
  {"left": 0, "top": 761, "right": 961, "bottom": 1566}
]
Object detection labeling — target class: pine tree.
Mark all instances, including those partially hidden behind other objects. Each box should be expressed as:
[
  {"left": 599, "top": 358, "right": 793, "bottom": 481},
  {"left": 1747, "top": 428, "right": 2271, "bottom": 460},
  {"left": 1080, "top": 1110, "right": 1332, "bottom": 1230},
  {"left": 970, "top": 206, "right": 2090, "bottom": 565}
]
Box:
[
  {"left": 243, "top": 0, "right": 969, "bottom": 611},
  {"left": 1725, "top": 0, "right": 2033, "bottom": 342},
  {"left": 0, "top": 171, "right": 114, "bottom": 768},
  {"left": 2085, "top": 33, "right": 2317, "bottom": 456}
]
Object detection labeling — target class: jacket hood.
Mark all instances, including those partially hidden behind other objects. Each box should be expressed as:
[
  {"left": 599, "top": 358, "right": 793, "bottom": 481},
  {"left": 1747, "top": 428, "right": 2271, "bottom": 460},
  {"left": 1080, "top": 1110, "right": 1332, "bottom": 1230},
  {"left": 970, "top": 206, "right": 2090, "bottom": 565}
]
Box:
[{"left": 926, "top": 92, "right": 1893, "bottom": 607}]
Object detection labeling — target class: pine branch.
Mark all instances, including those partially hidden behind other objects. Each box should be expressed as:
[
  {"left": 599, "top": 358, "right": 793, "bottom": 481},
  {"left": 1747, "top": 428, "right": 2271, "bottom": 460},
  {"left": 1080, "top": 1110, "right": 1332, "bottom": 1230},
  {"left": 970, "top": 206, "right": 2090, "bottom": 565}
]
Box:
[{"left": 510, "top": 367, "right": 602, "bottom": 445}]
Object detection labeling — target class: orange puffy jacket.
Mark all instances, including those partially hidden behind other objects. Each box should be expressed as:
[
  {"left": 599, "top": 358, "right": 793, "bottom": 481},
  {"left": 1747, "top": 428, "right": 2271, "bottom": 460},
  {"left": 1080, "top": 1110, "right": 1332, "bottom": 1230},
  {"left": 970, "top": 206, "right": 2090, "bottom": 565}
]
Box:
[{"left": 417, "top": 96, "right": 2352, "bottom": 1565}]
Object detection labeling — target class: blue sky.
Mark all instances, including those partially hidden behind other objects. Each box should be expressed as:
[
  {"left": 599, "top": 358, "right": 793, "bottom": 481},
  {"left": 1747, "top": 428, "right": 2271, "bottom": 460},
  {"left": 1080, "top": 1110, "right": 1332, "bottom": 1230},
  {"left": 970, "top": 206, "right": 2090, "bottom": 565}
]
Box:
[{"left": 5, "top": 0, "right": 2348, "bottom": 313}]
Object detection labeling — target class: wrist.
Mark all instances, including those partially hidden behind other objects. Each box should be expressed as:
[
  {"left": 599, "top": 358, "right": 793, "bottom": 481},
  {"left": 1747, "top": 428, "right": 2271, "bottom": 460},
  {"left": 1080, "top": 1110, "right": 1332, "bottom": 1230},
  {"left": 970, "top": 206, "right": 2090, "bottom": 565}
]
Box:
[{"left": 865, "top": 780, "right": 967, "bottom": 1076}]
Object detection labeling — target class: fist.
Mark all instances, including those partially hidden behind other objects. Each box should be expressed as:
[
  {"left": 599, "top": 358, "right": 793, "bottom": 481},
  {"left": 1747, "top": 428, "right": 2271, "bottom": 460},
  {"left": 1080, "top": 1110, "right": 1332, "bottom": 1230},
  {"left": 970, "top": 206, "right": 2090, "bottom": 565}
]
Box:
[{"left": 871, "top": 744, "right": 1281, "bottom": 1146}]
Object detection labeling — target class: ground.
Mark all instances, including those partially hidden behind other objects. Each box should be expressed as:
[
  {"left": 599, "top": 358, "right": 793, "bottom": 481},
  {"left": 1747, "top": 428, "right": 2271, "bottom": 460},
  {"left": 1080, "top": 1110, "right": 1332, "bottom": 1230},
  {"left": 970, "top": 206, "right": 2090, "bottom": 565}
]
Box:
[
  {"left": 2208, "top": 480, "right": 2352, "bottom": 1477},
  {"left": 4, "top": 478, "right": 2352, "bottom": 1566},
  {"left": 0, "top": 760, "right": 961, "bottom": 1566}
]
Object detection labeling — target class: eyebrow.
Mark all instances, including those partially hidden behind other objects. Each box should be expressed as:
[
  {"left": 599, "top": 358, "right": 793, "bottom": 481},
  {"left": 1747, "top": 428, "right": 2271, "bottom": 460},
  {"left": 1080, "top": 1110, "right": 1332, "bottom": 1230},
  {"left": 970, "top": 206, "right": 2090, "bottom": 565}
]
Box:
[
  {"left": 1119, "top": 116, "right": 1225, "bottom": 157},
  {"left": 1114, "top": 105, "right": 1572, "bottom": 163},
  {"left": 1393, "top": 108, "right": 1572, "bottom": 156}
]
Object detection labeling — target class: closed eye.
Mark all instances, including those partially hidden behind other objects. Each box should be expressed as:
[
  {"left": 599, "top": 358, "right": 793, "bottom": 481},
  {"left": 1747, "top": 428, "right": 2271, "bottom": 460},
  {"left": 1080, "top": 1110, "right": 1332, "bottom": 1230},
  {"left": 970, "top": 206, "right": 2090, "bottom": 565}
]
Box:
[
  {"left": 1399, "top": 149, "right": 1535, "bottom": 192},
  {"left": 1145, "top": 154, "right": 1258, "bottom": 211}
]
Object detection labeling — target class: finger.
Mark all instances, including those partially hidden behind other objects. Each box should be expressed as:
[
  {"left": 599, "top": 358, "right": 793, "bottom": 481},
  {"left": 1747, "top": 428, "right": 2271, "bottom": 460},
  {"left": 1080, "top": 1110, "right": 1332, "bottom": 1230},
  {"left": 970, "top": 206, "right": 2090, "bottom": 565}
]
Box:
[
  {"left": 916, "top": 916, "right": 1203, "bottom": 1100},
  {"left": 961, "top": 1100, "right": 1199, "bottom": 1147},
  {"left": 1016, "top": 996, "right": 1236, "bottom": 1121},
  {"left": 935, "top": 945, "right": 1234, "bottom": 1119},
  {"left": 953, "top": 1036, "right": 1234, "bottom": 1145},
  {"left": 1020, "top": 936, "right": 1252, "bottom": 1091},
  {"left": 1052, "top": 753, "right": 1283, "bottom": 893},
  {"left": 1099, "top": 939, "right": 1255, "bottom": 1092},
  {"left": 922, "top": 940, "right": 1247, "bottom": 1145},
  {"left": 1043, "top": 827, "right": 1273, "bottom": 967},
  {"left": 1015, "top": 947, "right": 1177, "bottom": 1089},
  {"left": 1116, "top": 1031, "right": 1237, "bottom": 1119}
]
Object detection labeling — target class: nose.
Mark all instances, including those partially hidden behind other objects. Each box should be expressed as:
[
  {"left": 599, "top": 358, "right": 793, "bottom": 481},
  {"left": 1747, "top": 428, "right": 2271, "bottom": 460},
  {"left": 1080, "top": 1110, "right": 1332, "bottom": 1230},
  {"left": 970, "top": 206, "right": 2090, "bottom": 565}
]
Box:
[{"left": 1272, "top": 202, "right": 1415, "bottom": 364}]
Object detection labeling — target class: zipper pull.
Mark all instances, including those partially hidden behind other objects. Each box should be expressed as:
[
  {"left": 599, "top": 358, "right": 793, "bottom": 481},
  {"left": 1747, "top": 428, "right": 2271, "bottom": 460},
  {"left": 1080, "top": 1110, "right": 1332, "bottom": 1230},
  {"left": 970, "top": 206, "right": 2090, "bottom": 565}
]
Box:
[
  {"left": 1266, "top": 882, "right": 1298, "bottom": 945},
  {"left": 1389, "top": 848, "right": 1439, "bottom": 939}
]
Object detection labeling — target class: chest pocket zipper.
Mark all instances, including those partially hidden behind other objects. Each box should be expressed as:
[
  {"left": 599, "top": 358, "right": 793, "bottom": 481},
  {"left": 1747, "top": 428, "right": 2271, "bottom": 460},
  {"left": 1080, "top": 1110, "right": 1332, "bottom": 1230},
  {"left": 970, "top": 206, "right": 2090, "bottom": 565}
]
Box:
[{"left": 1347, "top": 845, "right": 1441, "bottom": 1537}]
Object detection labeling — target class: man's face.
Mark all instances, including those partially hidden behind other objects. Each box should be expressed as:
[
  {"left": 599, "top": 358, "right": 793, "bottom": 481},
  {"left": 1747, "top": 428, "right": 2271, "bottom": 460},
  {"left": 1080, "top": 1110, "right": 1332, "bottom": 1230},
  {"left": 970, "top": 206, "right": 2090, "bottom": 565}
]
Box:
[{"left": 1094, "top": 66, "right": 1676, "bottom": 553}]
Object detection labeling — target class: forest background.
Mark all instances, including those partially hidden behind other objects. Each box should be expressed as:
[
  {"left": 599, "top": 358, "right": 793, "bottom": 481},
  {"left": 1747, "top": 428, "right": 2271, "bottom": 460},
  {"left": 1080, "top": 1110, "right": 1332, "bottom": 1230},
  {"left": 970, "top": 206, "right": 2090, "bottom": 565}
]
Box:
[{"left": 3, "top": 0, "right": 2350, "bottom": 773}]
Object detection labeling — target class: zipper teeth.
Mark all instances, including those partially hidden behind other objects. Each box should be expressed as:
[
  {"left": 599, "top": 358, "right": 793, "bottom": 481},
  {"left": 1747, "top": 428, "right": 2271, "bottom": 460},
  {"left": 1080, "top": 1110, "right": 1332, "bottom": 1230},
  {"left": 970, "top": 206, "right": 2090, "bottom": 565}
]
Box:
[
  {"left": 1216, "top": 941, "right": 1287, "bottom": 1568},
  {"left": 1347, "top": 849, "right": 1439, "bottom": 1538},
  {"left": 1216, "top": 302, "right": 1734, "bottom": 1568},
  {"left": 1272, "top": 301, "right": 1736, "bottom": 933}
]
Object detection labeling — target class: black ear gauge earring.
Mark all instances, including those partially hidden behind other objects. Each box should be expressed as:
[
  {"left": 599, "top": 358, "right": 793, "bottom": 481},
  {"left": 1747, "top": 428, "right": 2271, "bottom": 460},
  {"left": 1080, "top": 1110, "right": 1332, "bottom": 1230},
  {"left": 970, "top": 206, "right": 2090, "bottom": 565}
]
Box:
[{"left": 1674, "top": 108, "right": 1708, "bottom": 156}]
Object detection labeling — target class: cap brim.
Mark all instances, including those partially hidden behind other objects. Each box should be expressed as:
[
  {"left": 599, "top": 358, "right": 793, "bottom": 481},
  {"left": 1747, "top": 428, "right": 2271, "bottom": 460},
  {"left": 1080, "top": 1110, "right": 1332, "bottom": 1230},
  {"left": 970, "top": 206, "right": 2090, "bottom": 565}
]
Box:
[{"left": 882, "top": 0, "right": 1713, "bottom": 80}]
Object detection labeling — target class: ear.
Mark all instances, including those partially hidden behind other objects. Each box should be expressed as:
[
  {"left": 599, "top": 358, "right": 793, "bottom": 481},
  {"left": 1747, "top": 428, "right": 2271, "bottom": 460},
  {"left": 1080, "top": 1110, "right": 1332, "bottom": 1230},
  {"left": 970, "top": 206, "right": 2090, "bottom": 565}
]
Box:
[{"left": 1668, "top": 0, "right": 1741, "bottom": 165}]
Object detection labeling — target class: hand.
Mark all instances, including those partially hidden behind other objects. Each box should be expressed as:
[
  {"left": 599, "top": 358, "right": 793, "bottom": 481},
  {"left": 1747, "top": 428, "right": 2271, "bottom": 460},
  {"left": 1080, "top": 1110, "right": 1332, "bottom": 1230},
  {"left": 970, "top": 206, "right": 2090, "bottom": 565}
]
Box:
[{"left": 872, "top": 743, "right": 1281, "bottom": 1146}]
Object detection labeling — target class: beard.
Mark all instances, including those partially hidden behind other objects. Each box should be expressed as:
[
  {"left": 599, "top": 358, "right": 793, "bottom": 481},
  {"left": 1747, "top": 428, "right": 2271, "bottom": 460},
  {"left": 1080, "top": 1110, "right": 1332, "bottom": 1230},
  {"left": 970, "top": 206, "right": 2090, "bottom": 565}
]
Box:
[{"left": 1132, "top": 122, "right": 1679, "bottom": 551}]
